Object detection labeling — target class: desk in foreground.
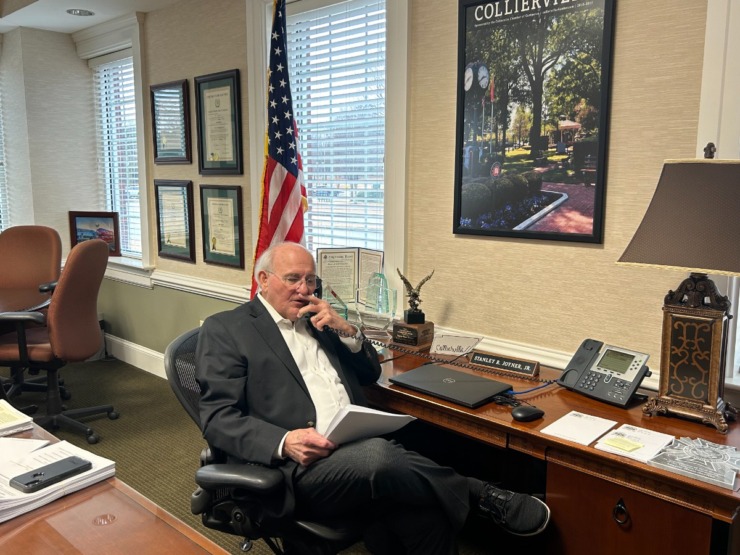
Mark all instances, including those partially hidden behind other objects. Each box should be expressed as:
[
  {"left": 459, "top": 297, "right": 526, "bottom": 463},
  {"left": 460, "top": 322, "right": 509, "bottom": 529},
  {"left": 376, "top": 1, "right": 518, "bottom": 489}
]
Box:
[
  {"left": 370, "top": 350, "right": 740, "bottom": 555},
  {"left": 0, "top": 427, "right": 227, "bottom": 555}
]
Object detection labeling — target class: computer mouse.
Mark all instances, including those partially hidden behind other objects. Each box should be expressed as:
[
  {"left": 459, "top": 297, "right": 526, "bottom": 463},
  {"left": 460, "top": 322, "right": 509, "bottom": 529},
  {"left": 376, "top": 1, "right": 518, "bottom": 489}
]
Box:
[{"left": 511, "top": 405, "right": 544, "bottom": 422}]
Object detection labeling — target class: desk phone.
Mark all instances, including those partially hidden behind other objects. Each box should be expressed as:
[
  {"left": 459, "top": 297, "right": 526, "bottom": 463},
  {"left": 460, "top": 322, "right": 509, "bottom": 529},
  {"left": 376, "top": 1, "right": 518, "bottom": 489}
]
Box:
[{"left": 557, "top": 338, "right": 651, "bottom": 407}]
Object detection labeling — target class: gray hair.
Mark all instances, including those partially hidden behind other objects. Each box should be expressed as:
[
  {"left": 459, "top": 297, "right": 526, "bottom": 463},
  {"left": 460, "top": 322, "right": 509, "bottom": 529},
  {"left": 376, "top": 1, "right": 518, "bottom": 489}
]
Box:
[{"left": 253, "top": 242, "right": 314, "bottom": 291}]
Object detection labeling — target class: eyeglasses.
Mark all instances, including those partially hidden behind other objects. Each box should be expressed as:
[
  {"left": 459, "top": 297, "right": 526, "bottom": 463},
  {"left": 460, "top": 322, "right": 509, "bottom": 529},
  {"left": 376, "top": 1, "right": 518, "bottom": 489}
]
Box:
[{"left": 266, "top": 271, "right": 319, "bottom": 290}]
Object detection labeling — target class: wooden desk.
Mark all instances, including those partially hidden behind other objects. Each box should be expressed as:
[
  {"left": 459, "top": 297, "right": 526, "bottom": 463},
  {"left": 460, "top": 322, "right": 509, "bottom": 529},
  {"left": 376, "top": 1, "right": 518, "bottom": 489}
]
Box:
[
  {"left": 369, "top": 351, "right": 740, "bottom": 555},
  {"left": 0, "top": 428, "right": 228, "bottom": 554}
]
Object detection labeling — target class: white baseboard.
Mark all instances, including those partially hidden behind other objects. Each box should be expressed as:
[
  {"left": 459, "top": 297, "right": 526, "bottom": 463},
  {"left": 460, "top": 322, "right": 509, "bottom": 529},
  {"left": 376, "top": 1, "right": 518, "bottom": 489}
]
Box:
[{"left": 105, "top": 334, "right": 166, "bottom": 379}]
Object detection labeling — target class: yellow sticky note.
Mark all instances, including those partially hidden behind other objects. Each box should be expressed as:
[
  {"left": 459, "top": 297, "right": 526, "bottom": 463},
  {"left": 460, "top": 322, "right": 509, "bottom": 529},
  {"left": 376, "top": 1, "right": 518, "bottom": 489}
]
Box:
[{"left": 603, "top": 436, "right": 643, "bottom": 452}]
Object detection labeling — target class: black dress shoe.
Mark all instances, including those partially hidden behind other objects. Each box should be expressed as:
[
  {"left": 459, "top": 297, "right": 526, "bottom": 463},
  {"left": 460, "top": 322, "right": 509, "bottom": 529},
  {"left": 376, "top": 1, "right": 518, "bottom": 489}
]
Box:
[{"left": 478, "top": 484, "right": 550, "bottom": 536}]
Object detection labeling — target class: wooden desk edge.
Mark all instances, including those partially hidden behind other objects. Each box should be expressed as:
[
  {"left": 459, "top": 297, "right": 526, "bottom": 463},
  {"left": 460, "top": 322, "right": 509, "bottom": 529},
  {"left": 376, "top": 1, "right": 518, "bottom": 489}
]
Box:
[
  {"left": 4, "top": 426, "right": 228, "bottom": 554},
  {"left": 370, "top": 352, "right": 740, "bottom": 525},
  {"left": 110, "top": 478, "right": 229, "bottom": 554}
]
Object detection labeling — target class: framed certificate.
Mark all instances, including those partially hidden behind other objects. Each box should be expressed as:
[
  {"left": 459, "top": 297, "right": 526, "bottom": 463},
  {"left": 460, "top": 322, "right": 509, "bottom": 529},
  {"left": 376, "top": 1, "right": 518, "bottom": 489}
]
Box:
[
  {"left": 194, "top": 69, "right": 243, "bottom": 175},
  {"left": 154, "top": 180, "right": 195, "bottom": 262},
  {"left": 200, "top": 184, "right": 244, "bottom": 268},
  {"left": 150, "top": 79, "right": 191, "bottom": 164}
]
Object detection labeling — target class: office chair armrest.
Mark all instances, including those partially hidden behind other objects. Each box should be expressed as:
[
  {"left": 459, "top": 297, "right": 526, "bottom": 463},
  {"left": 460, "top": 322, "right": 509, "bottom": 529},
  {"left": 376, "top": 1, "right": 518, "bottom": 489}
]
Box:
[
  {"left": 0, "top": 311, "right": 45, "bottom": 324},
  {"left": 195, "top": 463, "right": 284, "bottom": 495},
  {"left": 38, "top": 281, "right": 57, "bottom": 293}
]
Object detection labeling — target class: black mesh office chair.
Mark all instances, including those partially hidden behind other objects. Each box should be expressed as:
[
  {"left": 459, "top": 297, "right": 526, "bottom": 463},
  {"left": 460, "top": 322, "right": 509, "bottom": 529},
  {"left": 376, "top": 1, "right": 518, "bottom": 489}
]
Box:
[{"left": 164, "top": 327, "right": 366, "bottom": 555}]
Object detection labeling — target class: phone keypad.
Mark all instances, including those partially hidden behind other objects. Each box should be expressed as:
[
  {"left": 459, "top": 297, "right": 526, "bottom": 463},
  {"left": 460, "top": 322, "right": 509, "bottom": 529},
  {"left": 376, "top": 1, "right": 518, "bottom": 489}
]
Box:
[{"left": 577, "top": 371, "right": 600, "bottom": 391}]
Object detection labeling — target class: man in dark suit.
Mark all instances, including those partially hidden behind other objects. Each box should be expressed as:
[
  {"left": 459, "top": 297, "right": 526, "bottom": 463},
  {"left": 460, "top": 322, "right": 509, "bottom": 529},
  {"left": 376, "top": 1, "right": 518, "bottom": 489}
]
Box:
[{"left": 196, "top": 242, "right": 550, "bottom": 553}]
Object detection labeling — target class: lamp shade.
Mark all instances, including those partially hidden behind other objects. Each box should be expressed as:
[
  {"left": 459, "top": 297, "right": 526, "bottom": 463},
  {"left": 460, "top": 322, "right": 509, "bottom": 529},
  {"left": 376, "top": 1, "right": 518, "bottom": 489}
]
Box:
[{"left": 618, "top": 160, "right": 740, "bottom": 276}]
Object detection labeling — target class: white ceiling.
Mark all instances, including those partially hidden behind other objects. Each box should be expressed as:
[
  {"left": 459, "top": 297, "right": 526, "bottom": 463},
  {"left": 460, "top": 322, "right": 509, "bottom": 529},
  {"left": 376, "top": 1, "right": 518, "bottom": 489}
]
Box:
[{"left": 0, "top": 0, "right": 181, "bottom": 35}]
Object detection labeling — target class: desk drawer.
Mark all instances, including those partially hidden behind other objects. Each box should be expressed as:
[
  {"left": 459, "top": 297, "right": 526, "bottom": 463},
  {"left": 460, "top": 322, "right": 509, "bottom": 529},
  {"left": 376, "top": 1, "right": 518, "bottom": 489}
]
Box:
[{"left": 546, "top": 462, "right": 711, "bottom": 554}]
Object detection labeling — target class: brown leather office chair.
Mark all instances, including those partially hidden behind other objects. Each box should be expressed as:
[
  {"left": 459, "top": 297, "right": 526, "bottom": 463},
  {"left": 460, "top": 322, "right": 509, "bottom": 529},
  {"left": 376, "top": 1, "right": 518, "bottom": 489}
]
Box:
[
  {"left": 0, "top": 239, "right": 118, "bottom": 443},
  {"left": 0, "top": 225, "right": 64, "bottom": 402},
  {"left": 0, "top": 225, "right": 62, "bottom": 289}
]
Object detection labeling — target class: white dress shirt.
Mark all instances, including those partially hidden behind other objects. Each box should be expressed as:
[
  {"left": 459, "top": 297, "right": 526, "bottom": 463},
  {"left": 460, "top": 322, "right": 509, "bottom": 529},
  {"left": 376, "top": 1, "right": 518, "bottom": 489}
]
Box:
[{"left": 257, "top": 295, "right": 362, "bottom": 455}]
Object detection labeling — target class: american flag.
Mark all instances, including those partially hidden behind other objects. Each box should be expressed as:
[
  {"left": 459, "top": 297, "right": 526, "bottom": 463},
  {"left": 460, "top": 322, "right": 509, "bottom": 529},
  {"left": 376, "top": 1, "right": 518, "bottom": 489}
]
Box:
[{"left": 251, "top": 0, "right": 307, "bottom": 297}]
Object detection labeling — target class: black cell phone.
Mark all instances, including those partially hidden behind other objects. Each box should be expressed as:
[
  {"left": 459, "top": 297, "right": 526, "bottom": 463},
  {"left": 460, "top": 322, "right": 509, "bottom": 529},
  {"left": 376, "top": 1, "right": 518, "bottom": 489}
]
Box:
[{"left": 10, "top": 455, "right": 92, "bottom": 493}]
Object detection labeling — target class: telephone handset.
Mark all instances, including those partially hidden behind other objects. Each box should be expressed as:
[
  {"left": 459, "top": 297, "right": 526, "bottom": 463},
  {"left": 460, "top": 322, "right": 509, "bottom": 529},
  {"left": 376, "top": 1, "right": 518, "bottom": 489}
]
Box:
[{"left": 557, "top": 339, "right": 651, "bottom": 407}]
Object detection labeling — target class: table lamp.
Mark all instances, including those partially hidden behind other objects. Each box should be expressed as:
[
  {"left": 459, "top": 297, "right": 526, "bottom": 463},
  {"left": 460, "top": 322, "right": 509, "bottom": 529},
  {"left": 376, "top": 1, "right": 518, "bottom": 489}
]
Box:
[{"left": 618, "top": 159, "right": 740, "bottom": 433}]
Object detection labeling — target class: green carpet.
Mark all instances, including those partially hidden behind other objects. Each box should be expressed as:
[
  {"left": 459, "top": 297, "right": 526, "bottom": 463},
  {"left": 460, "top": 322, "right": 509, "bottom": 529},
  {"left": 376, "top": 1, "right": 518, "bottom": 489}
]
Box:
[{"left": 2, "top": 359, "right": 501, "bottom": 554}]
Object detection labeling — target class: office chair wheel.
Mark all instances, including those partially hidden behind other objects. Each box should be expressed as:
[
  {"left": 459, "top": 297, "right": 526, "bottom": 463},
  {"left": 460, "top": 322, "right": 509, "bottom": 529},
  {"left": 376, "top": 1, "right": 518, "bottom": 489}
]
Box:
[
  {"left": 61, "top": 389, "right": 72, "bottom": 400},
  {"left": 108, "top": 411, "right": 120, "bottom": 420},
  {"left": 86, "top": 433, "right": 100, "bottom": 444}
]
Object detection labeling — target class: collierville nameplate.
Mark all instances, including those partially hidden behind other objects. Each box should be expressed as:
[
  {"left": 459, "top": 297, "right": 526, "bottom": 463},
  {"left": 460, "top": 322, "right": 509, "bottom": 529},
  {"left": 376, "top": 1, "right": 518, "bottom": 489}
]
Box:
[{"left": 470, "top": 351, "right": 540, "bottom": 377}]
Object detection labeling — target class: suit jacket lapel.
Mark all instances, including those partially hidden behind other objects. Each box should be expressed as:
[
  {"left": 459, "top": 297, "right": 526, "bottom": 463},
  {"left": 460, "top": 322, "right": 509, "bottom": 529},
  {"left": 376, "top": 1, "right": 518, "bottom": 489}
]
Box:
[{"left": 247, "top": 299, "right": 311, "bottom": 398}]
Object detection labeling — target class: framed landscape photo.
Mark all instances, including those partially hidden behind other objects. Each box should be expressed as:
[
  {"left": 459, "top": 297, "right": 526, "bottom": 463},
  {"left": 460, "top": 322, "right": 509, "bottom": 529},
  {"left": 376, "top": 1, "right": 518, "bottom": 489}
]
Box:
[
  {"left": 150, "top": 79, "right": 191, "bottom": 164},
  {"left": 453, "top": 0, "right": 615, "bottom": 243},
  {"left": 69, "top": 211, "right": 121, "bottom": 256},
  {"left": 154, "top": 179, "right": 195, "bottom": 262},
  {"left": 194, "top": 69, "right": 243, "bottom": 175},
  {"left": 200, "top": 184, "right": 244, "bottom": 268}
]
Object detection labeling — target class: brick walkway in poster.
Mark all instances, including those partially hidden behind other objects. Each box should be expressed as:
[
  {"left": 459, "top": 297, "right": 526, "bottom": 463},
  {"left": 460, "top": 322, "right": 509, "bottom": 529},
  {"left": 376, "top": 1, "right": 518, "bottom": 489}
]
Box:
[{"left": 528, "top": 181, "right": 595, "bottom": 234}]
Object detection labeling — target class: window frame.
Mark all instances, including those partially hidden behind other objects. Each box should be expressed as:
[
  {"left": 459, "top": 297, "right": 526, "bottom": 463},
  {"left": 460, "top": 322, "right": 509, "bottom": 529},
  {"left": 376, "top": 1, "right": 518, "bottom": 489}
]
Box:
[
  {"left": 73, "top": 14, "right": 152, "bottom": 270},
  {"left": 245, "top": 0, "right": 407, "bottom": 293},
  {"left": 697, "top": 0, "right": 740, "bottom": 386},
  {"left": 0, "top": 42, "right": 8, "bottom": 233}
]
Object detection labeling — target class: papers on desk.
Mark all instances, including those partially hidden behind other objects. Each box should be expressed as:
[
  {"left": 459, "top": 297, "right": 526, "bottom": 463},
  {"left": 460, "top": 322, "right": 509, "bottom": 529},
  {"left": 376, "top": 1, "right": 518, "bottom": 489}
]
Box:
[
  {"left": 540, "top": 410, "right": 617, "bottom": 446},
  {"left": 595, "top": 424, "right": 675, "bottom": 463},
  {"left": 0, "top": 440, "right": 115, "bottom": 523},
  {"left": 0, "top": 437, "right": 49, "bottom": 460},
  {"left": 0, "top": 400, "right": 33, "bottom": 437},
  {"left": 321, "top": 404, "right": 416, "bottom": 445}
]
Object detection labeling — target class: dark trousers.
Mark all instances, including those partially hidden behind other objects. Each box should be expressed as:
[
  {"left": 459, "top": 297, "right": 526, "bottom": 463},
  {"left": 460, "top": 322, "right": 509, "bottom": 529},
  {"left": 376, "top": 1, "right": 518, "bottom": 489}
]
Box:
[{"left": 293, "top": 438, "right": 483, "bottom": 554}]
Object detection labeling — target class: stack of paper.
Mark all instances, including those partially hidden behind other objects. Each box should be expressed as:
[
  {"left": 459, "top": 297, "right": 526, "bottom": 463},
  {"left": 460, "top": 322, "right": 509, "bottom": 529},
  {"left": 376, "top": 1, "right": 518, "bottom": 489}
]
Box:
[
  {"left": 595, "top": 424, "right": 675, "bottom": 463},
  {"left": 321, "top": 404, "right": 416, "bottom": 444},
  {"left": 0, "top": 400, "right": 33, "bottom": 437},
  {"left": 0, "top": 440, "right": 115, "bottom": 523},
  {"left": 540, "top": 410, "right": 617, "bottom": 446}
]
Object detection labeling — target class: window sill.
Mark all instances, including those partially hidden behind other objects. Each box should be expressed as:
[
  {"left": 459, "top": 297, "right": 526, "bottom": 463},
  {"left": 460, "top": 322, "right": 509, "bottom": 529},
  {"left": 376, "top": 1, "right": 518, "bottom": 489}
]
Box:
[{"left": 105, "top": 256, "right": 155, "bottom": 288}]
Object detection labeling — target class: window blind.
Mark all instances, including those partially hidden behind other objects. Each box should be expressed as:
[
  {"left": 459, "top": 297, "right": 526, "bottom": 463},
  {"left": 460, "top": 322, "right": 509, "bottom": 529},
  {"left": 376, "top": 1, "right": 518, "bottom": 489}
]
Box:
[
  {"left": 287, "top": 0, "right": 386, "bottom": 252},
  {"left": 92, "top": 55, "right": 141, "bottom": 258}
]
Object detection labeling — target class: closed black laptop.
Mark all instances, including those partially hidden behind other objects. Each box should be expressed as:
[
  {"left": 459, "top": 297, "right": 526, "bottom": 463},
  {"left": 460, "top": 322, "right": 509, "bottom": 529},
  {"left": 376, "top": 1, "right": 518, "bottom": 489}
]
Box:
[{"left": 389, "top": 364, "right": 512, "bottom": 408}]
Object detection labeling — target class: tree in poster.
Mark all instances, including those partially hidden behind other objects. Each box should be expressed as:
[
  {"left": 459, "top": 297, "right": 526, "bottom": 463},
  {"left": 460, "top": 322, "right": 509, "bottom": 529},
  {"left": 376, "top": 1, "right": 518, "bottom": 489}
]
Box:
[{"left": 456, "top": 0, "right": 611, "bottom": 240}]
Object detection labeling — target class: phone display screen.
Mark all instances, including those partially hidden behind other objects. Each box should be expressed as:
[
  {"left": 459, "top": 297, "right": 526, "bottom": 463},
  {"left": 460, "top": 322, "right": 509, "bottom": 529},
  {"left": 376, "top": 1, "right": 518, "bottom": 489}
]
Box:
[{"left": 596, "top": 349, "right": 634, "bottom": 374}]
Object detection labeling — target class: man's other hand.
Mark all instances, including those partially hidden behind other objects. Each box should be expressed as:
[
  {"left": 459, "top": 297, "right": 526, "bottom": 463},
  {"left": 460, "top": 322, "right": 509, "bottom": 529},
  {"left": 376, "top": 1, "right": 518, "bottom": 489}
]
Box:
[{"left": 283, "top": 428, "right": 337, "bottom": 466}]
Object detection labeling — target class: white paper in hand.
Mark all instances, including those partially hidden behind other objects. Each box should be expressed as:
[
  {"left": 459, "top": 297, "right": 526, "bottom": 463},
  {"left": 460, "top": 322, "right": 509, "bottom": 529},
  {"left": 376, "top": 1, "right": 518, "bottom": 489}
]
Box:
[{"left": 322, "top": 405, "right": 415, "bottom": 444}]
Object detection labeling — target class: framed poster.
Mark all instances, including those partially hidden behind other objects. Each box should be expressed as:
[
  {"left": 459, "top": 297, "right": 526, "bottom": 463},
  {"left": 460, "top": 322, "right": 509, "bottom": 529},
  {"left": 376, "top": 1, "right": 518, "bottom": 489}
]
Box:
[
  {"left": 200, "top": 184, "right": 244, "bottom": 268},
  {"left": 194, "top": 69, "right": 243, "bottom": 175},
  {"left": 154, "top": 179, "right": 195, "bottom": 262},
  {"left": 453, "top": 0, "right": 615, "bottom": 243},
  {"left": 150, "top": 79, "right": 191, "bottom": 164},
  {"left": 69, "top": 211, "right": 121, "bottom": 256}
]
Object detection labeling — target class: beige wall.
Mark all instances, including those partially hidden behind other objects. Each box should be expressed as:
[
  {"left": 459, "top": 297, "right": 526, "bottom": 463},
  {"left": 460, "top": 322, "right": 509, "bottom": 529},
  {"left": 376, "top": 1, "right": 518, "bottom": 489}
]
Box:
[
  {"left": 1, "top": 27, "right": 98, "bottom": 240},
  {"left": 144, "top": 0, "right": 250, "bottom": 284},
  {"left": 404, "top": 0, "right": 707, "bottom": 362},
  {"left": 0, "top": 0, "right": 713, "bottom": 365}
]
